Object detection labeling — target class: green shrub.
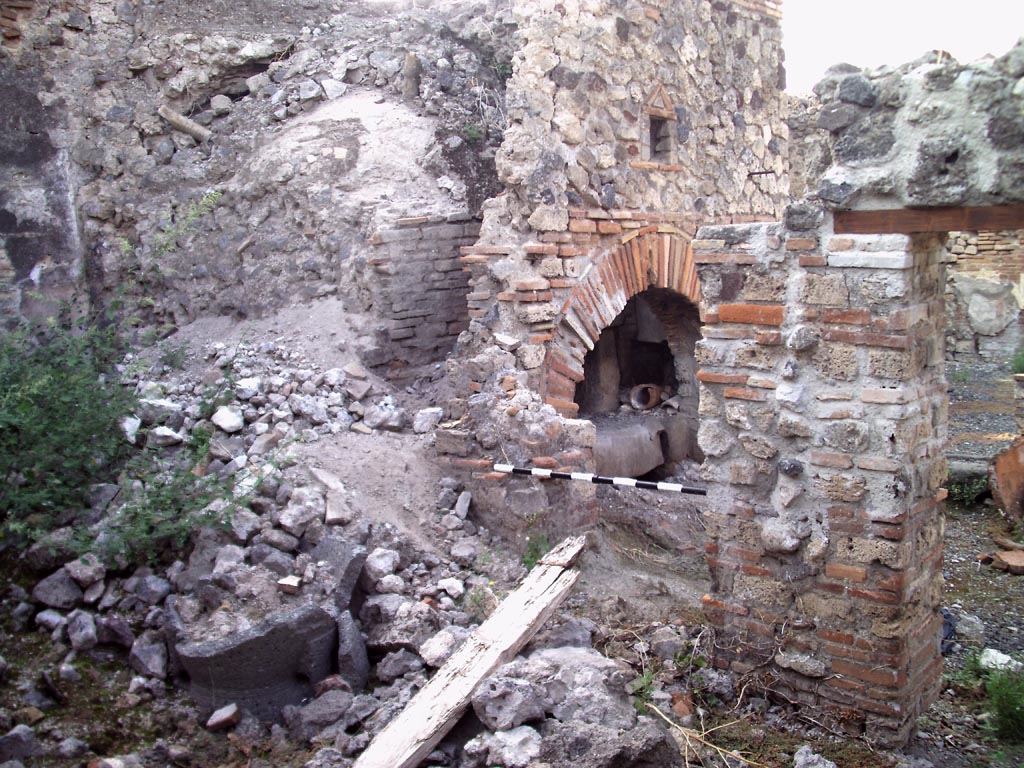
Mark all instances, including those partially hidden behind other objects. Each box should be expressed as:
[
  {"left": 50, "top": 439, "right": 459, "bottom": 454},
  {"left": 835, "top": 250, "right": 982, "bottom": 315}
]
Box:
[
  {"left": 0, "top": 321, "right": 135, "bottom": 546},
  {"left": 1012, "top": 347, "right": 1024, "bottom": 375},
  {"left": 988, "top": 668, "right": 1024, "bottom": 742},
  {"left": 85, "top": 451, "right": 229, "bottom": 567},
  {"left": 947, "top": 475, "right": 989, "bottom": 508}
]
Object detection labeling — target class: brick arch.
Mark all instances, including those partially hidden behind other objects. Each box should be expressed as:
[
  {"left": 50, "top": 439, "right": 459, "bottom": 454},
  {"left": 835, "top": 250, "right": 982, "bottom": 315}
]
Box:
[{"left": 543, "top": 227, "right": 700, "bottom": 416}]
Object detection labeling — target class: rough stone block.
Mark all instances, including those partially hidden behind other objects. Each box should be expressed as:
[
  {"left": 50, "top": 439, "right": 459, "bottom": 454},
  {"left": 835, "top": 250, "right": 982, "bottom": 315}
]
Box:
[{"left": 176, "top": 604, "right": 337, "bottom": 721}]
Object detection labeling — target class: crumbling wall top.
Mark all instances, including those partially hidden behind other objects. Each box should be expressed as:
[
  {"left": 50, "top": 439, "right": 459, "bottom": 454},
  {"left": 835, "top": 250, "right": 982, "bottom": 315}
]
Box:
[{"left": 806, "top": 40, "right": 1024, "bottom": 211}]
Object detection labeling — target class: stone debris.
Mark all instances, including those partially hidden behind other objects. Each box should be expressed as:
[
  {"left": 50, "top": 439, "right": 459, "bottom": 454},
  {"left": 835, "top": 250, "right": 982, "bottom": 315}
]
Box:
[
  {"left": 205, "top": 702, "right": 241, "bottom": 732},
  {"left": 979, "top": 647, "right": 1024, "bottom": 672}
]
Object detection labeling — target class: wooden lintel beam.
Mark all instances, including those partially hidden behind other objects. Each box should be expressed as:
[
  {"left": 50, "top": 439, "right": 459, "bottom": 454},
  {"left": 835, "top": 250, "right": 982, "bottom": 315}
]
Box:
[{"left": 833, "top": 205, "right": 1024, "bottom": 235}]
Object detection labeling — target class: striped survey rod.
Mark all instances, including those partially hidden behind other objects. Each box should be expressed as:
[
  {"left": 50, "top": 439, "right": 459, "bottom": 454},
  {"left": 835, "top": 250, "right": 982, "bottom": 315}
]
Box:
[{"left": 493, "top": 463, "right": 707, "bottom": 496}]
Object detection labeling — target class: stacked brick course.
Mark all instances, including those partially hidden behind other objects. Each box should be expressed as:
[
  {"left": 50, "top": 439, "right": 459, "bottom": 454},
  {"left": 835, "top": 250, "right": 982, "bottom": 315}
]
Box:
[
  {"left": 692, "top": 219, "right": 948, "bottom": 746},
  {"left": 0, "top": 0, "right": 34, "bottom": 47},
  {"left": 364, "top": 214, "right": 480, "bottom": 371},
  {"left": 947, "top": 229, "right": 1024, "bottom": 293}
]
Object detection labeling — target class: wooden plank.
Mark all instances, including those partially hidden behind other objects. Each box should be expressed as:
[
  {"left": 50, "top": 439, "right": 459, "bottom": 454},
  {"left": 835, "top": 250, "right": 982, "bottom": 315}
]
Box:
[
  {"left": 833, "top": 205, "right": 1024, "bottom": 235},
  {"left": 352, "top": 536, "right": 587, "bottom": 768}
]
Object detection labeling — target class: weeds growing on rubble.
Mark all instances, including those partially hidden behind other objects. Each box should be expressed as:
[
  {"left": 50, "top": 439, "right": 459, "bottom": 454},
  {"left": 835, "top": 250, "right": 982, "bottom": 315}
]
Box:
[
  {"left": 988, "top": 667, "right": 1024, "bottom": 742},
  {"left": 0, "top": 315, "right": 238, "bottom": 566},
  {"left": 0, "top": 318, "right": 134, "bottom": 547}
]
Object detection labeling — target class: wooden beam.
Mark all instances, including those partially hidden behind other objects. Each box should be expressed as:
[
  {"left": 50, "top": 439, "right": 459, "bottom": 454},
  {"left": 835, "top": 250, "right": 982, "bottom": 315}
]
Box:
[
  {"left": 157, "top": 105, "right": 212, "bottom": 143},
  {"left": 352, "top": 536, "right": 587, "bottom": 768},
  {"left": 833, "top": 205, "right": 1024, "bottom": 235}
]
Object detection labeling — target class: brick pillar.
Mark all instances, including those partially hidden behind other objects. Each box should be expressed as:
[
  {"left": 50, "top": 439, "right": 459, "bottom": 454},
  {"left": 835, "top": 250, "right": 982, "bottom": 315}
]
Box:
[{"left": 692, "top": 221, "right": 947, "bottom": 747}]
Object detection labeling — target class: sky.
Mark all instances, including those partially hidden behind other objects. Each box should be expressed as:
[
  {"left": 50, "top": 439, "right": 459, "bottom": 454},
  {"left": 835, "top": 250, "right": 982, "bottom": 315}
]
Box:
[{"left": 782, "top": 0, "right": 1024, "bottom": 94}]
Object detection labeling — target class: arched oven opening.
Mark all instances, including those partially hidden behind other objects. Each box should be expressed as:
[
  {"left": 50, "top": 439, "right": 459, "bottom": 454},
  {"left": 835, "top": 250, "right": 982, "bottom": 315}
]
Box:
[{"left": 574, "top": 288, "right": 703, "bottom": 481}]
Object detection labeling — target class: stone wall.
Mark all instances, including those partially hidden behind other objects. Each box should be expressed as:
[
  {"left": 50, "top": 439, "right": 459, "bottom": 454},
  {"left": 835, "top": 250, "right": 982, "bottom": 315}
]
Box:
[
  {"left": 446, "top": 0, "right": 788, "bottom": 406},
  {"left": 945, "top": 229, "right": 1023, "bottom": 361},
  {"left": 692, "top": 216, "right": 948, "bottom": 746},
  {"left": 809, "top": 47, "right": 1024, "bottom": 211},
  {"left": 439, "top": 0, "right": 788, "bottom": 542},
  {"left": 0, "top": 52, "right": 82, "bottom": 324},
  {"left": 0, "top": 0, "right": 514, "bottom": 338}
]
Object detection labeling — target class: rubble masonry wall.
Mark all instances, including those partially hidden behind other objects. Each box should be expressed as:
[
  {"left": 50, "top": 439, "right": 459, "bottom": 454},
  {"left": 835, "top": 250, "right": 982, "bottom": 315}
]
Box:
[{"left": 692, "top": 219, "right": 948, "bottom": 746}]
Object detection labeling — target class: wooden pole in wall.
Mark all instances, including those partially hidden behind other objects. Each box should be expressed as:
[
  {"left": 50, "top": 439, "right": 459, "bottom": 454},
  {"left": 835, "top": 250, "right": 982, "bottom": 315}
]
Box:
[{"left": 157, "top": 105, "right": 213, "bottom": 143}]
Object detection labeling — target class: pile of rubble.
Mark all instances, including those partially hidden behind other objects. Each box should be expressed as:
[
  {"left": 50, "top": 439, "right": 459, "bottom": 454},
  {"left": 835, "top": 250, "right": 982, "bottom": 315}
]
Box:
[{"left": 0, "top": 338, "right": 691, "bottom": 768}]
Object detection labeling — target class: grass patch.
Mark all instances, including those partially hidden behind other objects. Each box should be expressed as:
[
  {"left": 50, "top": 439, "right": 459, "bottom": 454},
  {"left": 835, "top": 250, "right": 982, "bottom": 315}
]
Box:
[
  {"left": 988, "top": 668, "right": 1024, "bottom": 742},
  {"left": 521, "top": 533, "right": 551, "bottom": 570}
]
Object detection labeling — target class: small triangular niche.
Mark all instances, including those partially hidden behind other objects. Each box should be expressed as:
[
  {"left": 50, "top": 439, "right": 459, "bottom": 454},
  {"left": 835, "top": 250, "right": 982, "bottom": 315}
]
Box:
[{"left": 644, "top": 84, "right": 676, "bottom": 119}]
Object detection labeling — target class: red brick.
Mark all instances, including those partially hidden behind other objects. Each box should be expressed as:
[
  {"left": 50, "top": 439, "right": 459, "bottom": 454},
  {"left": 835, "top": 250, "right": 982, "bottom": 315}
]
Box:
[
  {"left": 818, "top": 629, "right": 854, "bottom": 645},
  {"left": 524, "top": 243, "right": 559, "bottom": 255},
  {"left": 825, "top": 563, "right": 868, "bottom": 582},
  {"left": 515, "top": 291, "right": 553, "bottom": 302},
  {"left": 530, "top": 456, "right": 559, "bottom": 469},
  {"left": 496, "top": 291, "right": 515, "bottom": 301},
  {"left": 718, "top": 303, "right": 785, "bottom": 326},
  {"left": 755, "top": 330, "right": 783, "bottom": 345},
  {"left": 544, "top": 397, "right": 579, "bottom": 415},
  {"left": 723, "top": 387, "right": 767, "bottom": 401},
  {"left": 696, "top": 371, "right": 749, "bottom": 385},
  {"left": 823, "top": 309, "right": 872, "bottom": 325},
  {"left": 731, "top": 547, "right": 764, "bottom": 563},
  {"left": 823, "top": 675, "right": 865, "bottom": 694},
  {"left": 559, "top": 245, "right": 587, "bottom": 257},
  {"left": 798, "top": 254, "right": 827, "bottom": 267},
  {"left": 568, "top": 219, "right": 597, "bottom": 233},
  {"left": 549, "top": 354, "right": 584, "bottom": 382},
  {"left": 875, "top": 571, "right": 905, "bottom": 593},
  {"left": 786, "top": 237, "right": 818, "bottom": 251},
  {"left": 597, "top": 220, "right": 623, "bottom": 234},
  {"left": 700, "top": 594, "right": 750, "bottom": 617},
  {"left": 832, "top": 659, "right": 900, "bottom": 688}
]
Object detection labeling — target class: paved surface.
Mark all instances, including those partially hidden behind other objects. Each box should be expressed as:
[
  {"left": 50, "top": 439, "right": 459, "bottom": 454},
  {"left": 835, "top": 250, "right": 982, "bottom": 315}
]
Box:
[{"left": 946, "top": 360, "right": 1018, "bottom": 475}]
